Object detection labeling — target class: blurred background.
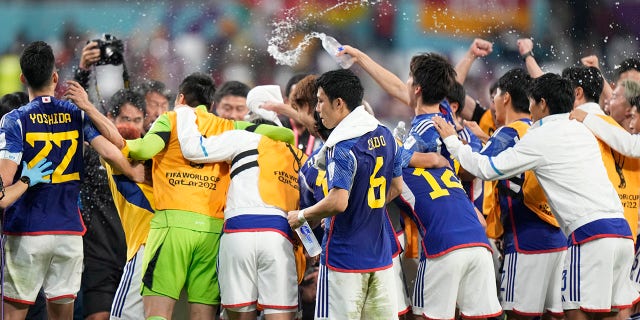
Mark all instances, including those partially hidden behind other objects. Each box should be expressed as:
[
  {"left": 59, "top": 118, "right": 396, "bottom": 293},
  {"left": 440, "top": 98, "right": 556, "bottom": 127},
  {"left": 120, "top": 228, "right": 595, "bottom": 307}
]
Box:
[{"left": 1, "top": 0, "right": 638, "bottom": 124}]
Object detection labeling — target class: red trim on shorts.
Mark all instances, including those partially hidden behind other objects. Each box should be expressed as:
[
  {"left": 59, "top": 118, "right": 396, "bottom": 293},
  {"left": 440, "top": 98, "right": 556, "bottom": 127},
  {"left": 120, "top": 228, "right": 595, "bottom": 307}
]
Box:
[
  {"left": 571, "top": 233, "right": 633, "bottom": 245},
  {"left": 3, "top": 230, "right": 85, "bottom": 236},
  {"left": 511, "top": 308, "right": 543, "bottom": 316},
  {"left": 326, "top": 263, "right": 392, "bottom": 273},
  {"left": 222, "top": 300, "right": 258, "bottom": 308},
  {"left": 421, "top": 313, "right": 454, "bottom": 320},
  {"left": 460, "top": 310, "right": 503, "bottom": 319},
  {"left": 425, "top": 243, "right": 492, "bottom": 258},
  {"left": 384, "top": 209, "right": 403, "bottom": 257},
  {"left": 2, "top": 296, "right": 35, "bottom": 305},
  {"left": 516, "top": 246, "right": 568, "bottom": 254},
  {"left": 256, "top": 303, "right": 297, "bottom": 310},
  {"left": 546, "top": 310, "right": 565, "bottom": 317},
  {"left": 611, "top": 295, "right": 640, "bottom": 311},
  {"left": 579, "top": 306, "right": 614, "bottom": 312},
  {"left": 47, "top": 294, "right": 76, "bottom": 302},
  {"left": 222, "top": 228, "right": 293, "bottom": 243},
  {"left": 398, "top": 306, "right": 411, "bottom": 316}
]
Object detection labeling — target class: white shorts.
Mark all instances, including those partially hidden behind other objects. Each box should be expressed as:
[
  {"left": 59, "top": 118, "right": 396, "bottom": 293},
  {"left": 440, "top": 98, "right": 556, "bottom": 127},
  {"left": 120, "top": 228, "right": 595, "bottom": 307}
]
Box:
[
  {"left": 393, "top": 232, "right": 411, "bottom": 316},
  {"left": 413, "top": 246, "right": 502, "bottom": 319},
  {"left": 110, "top": 245, "right": 145, "bottom": 320},
  {"left": 219, "top": 232, "right": 297, "bottom": 314},
  {"left": 563, "top": 237, "right": 639, "bottom": 311},
  {"left": 315, "top": 263, "right": 397, "bottom": 320},
  {"left": 3, "top": 234, "right": 83, "bottom": 304},
  {"left": 501, "top": 250, "right": 566, "bottom": 316}
]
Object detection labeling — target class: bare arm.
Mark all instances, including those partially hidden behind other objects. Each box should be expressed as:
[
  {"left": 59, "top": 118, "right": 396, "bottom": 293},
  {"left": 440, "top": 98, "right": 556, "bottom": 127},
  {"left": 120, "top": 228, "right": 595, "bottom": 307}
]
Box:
[
  {"left": 0, "top": 159, "right": 18, "bottom": 188},
  {"left": 261, "top": 102, "right": 299, "bottom": 120},
  {"left": 90, "top": 136, "right": 144, "bottom": 183},
  {"left": 0, "top": 159, "right": 53, "bottom": 209},
  {"left": 517, "top": 38, "right": 544, "bottom": 78},
  {"left": 340, "top": 45, "right": 410, "bottom": 106},
  {"left": 65, "top": 80, "right": 124, "bottom": 149},
  {"left": 288, "top": 187, "right": 349, "bottom": 229},
  {"left": 580, "top": 55, "right": 614, "bottom": 105},
  {"left": 386, "top": 176, "right": 403, "bottom": 204},
  {"left": 463, "top": 120, "right": 490, "bottom": 144},
  {"left": 409, "top": 152, "right": 451, "bottom": 169},
  {"left": 455, "top": 38, "right": 493, "bottom": 84}
]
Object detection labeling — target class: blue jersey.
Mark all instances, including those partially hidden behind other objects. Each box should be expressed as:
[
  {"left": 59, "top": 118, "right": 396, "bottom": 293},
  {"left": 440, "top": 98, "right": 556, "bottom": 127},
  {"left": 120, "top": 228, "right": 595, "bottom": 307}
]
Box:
[
  {"left": 481, "top": 118, "right": 566, "bottom": 253},
  {"left": 400, "top": 101, "right": 457, "bottom": 168},
  {"left": 322, "top": 125, "right": 402, "bottom": 272},
  {"left": 299, "top": 148, "right": 328, "bottom": 209},
  {"left": 398, "top": 166, "right": 490, "bottom": 258},
  {"left": 0, "top": 96, "right": 101, "bottom": 235}
]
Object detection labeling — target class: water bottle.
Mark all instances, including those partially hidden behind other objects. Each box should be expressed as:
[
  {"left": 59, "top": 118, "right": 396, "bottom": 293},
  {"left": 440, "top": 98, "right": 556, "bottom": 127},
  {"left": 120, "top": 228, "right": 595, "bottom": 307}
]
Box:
[
  {"left": 295, "top": 221, "right": 322, "bottom": 257},
  {"left": 320, "top": 34, "right": 355, "bottom": 69},
  {"left": 393, "top": 121, "right": 407, "bottom": 142}
]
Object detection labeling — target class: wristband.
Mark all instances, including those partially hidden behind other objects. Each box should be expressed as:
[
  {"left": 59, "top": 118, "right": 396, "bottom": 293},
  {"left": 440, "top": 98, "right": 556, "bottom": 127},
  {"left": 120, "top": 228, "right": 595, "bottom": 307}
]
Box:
[
  {"left": 298, "top": 209, "right": 307, "bottom": 224},
  {"left": 521, "top": 51, "right": 534, "bottom": 62}
]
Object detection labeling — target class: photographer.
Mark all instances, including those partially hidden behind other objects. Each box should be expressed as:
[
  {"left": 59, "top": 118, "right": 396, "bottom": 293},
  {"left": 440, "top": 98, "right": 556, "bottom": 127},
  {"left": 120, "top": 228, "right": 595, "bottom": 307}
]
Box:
[{"left": 74, "top": 37, "right": 128, "bottom": 320}]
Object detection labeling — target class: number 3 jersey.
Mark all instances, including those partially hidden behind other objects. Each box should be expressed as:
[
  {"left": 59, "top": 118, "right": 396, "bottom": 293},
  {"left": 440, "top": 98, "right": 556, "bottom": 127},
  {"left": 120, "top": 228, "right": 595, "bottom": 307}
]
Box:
[{"left": 0, "top": 96, "right": 101, "bottom": 235}]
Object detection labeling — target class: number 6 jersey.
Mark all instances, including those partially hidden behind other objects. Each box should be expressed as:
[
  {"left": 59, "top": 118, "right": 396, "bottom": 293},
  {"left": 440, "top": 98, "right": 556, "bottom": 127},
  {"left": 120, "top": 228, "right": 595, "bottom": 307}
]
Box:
[{"left": 0, "top": 95, "right": 101, "bottom": 234}]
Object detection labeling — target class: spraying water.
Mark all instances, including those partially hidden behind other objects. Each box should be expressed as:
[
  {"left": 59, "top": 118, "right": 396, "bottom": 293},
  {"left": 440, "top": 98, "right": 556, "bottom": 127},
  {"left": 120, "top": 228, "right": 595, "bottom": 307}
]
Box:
[{"left": 267, "top": 0, "right": 382, "bottom": 66}]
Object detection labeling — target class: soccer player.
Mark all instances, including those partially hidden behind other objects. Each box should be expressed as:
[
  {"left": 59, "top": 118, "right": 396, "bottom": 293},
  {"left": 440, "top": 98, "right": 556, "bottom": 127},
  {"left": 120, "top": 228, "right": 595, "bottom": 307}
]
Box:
[
  {"left": 435, "top": 73, "right": 639, "bottom": 320},
  {"left": 173, "top": 86, "right": 305, "bottom": 319},
  {"left": 482, "top": 68, "right": 566, "bottom": 319},
  {"left": 0, "top": 41, "right": 139, "bottom": 320},
  {"left": 287, "top": 69, "right": 403, "bottom": 320},
  {"left": 122, "top": 72, "right": 293, "bottom": 320}
]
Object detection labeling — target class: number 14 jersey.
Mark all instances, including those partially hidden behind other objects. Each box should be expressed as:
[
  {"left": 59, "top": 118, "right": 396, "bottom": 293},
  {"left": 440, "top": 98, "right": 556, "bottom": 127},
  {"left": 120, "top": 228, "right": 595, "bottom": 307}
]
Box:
[{"left": 0, "top": 96, "right": 101, "bottom": 235}]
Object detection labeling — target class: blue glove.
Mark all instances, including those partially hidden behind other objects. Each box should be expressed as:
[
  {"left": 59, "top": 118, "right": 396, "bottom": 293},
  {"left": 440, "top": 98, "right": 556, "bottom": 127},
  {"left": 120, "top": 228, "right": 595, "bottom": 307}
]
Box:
[{"left": 21, "top": 159, "right": 54, "bottom": 187}]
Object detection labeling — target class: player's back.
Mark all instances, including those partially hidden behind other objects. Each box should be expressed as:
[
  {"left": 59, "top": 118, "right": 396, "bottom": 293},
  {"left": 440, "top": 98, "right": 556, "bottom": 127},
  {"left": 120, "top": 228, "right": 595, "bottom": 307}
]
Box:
[
  {"left": 2, "top": 96, "right": 93, "bottom": 234},
  {"left": 523, "top": 116, "right": 624, "bottom": 235},
  {"left": 322, "top": 125, "right": 398, "bottom": 272},
  {"left": 482, "top": 119, "right": 566, "bottom": 254},
  {"left": 400, "top": 166, "right": 490, "bottom": 258}
]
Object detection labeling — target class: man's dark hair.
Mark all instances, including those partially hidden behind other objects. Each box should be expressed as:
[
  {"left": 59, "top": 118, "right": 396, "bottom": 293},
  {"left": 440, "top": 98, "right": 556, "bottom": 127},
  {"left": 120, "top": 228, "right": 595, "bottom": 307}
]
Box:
[
  {"left": 135, "top": 80, "right": 171, "bottom": 100},
  {"left": 19, "top": 41, "right": 55, "bottom": 91},
  {"left": 0, "top": 92, "right": 29, "bottom": 118},
  {"left": 285, "top": 73, "right": 310, "bottom": 99},
  {"left": 410, "top": 53, "right": 456, "bottom": 105},
  {"left": 179, "top": 73, "right": 216, "bottom": 108},
  {"left": 561, "top": 66, "right": 603, "bottom": 103},
  {"left": 108, "top": 89, "right": 146, "bottom": 117},
  {"left": 213, "top": 81, "right": 250, "bottom": 104},
  {"left": 497, "top": 68, "right": 532, "bottom": 113},
  {"left": 527, "top": 73, "right": 574, "bottom": 115},
  {"left": 316, "top": 69, "right": 363, "bottom": 112},
  {"left": 446, "top": 81, "right": 466, "bottom": 117},
  {"left": 489, "top": 81, "right": 499, "bottom": 96},
  {"left": 616, "top": 58, "right": 640, "bottom": 80}
]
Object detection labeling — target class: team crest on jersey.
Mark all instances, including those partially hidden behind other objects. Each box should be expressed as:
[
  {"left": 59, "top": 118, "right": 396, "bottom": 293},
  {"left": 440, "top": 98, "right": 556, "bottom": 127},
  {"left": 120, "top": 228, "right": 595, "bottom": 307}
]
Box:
[{"left": 403, "top": 136, "right": 416, "bottom": 149}]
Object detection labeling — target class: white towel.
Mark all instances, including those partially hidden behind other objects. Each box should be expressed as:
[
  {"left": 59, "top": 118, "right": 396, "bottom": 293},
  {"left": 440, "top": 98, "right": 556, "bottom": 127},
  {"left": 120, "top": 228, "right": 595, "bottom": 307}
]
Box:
[
  {"left": 245, "top": 85, "right": 283, "bottom": 126},
  {"left": 311, "top": 105, "right": 379, "bottom": 170}
]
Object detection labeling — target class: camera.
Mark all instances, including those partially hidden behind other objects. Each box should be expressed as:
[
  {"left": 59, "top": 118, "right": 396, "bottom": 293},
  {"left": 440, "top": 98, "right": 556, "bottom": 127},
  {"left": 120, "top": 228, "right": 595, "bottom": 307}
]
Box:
[{"left": 91, "top": 34, "right": 124, "bottom": 66}]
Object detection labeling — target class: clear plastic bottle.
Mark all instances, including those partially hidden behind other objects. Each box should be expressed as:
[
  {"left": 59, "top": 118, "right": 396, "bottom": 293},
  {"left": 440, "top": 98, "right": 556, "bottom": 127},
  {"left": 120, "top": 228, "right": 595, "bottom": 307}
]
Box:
[
  {"left": 320, "top": 34, "right": 355, "bottom": 69},
  {"left": 295, "top": 221, "right": 322, "bottom": 257},
  {"left": 393, "top": 120, "right": 407, "bottom": 142}
]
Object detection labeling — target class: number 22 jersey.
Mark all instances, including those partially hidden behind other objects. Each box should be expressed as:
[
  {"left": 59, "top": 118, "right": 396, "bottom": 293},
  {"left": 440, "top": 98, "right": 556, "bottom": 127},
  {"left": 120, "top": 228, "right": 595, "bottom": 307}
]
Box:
[{"left": 0, "top": 96, "right": 101, "bottom": 235}]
